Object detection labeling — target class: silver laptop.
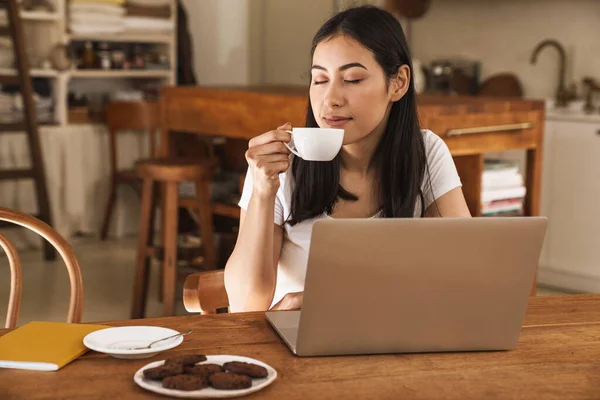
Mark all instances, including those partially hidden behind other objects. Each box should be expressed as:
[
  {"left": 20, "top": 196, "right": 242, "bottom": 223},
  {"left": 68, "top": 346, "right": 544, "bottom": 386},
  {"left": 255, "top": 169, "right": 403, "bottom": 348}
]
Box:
[{"left": 266, "top": 217, "right": 547, "bottom": 357}]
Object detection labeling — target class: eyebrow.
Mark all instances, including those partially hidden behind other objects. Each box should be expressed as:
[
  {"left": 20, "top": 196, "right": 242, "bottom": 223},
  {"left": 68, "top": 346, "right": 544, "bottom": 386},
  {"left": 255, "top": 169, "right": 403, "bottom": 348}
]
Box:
[{"left": 311, "top": 62, "right": 368, "bottom": 72}]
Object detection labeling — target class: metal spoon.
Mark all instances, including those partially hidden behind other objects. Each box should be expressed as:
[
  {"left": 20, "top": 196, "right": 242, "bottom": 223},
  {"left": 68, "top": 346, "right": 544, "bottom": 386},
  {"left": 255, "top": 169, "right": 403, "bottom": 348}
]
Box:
[{"left": 128, "top": 329, "right": 192, "bottom": 350}]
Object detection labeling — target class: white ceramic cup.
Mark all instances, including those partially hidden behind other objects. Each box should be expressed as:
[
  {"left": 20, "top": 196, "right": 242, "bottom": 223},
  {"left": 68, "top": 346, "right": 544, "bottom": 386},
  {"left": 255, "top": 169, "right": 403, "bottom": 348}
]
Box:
[{"left": 283, "top": 127, "right": 344, "bottom": 161}]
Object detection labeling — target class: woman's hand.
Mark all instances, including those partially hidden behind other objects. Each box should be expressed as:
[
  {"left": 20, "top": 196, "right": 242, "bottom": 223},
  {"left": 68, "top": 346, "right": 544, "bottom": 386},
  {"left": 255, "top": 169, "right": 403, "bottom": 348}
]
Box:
[
  {"left": 246, "top": 122, "right": 292, "bottom": 201},
  {"left": 270, "top": 291, "right": 303, "bottom": 311}
]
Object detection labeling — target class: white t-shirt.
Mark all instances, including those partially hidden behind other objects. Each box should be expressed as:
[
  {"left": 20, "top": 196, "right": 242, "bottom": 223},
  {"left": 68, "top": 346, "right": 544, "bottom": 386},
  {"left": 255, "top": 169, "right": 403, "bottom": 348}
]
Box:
[{"left": 238, "top": 129, "right": 462, "bottom": 308}]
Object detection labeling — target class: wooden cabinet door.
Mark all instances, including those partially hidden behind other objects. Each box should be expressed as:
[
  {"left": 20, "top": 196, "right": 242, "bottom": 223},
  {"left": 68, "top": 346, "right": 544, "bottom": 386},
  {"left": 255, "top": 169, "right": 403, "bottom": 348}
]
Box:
[{"left": 540, "top": 120, "right": 600, "bottom": 292}]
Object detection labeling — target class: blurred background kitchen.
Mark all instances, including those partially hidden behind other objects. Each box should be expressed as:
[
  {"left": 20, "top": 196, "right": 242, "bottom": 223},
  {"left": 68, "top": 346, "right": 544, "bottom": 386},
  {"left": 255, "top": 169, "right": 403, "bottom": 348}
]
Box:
[{"left": 1, "top": 0, "right": 599, "bottom": 325}]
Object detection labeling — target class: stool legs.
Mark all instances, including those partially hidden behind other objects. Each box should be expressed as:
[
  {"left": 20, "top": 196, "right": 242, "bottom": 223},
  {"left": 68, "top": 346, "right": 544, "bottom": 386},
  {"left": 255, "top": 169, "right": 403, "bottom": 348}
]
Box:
[
  {"left": 195, "top": 180, "right": 217, "bottom": 271},
  {"left": 131, "top": 175, "right": 219, "bottom": 318},
  {"left": 100, "top": 176, "right": 118, "bottom": 241},
  {"left": 131, "top": 178, "right": 154, "bottom": 319},
  {"left": 162, "top": 181, "right": 179, "bottom": 317}
]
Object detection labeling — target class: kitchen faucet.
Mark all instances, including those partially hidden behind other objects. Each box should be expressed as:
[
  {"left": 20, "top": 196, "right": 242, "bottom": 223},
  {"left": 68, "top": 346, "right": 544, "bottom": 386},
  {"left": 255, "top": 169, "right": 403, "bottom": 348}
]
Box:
[{"left": 530, "top": 39, "right": 575, "bottom": 108}]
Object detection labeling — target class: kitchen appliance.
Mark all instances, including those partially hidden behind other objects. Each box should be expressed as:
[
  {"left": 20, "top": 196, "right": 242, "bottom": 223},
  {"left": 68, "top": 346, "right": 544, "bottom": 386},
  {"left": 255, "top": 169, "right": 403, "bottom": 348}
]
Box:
[{"left": 427, "top": 58, "right": 481, "bottom": 95}]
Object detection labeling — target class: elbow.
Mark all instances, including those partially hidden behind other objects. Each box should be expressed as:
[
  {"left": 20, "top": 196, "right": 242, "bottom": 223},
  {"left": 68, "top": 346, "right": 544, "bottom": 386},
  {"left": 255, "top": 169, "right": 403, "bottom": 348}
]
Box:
[
  {"left": 224, "top": 265, "right": 275, "bottom": 312},
  {"left": 227, "top": 291, "right": 274, "bottom": 313},
  {"left": 228, "top": 298, "right": 272, "bottom": 313}
]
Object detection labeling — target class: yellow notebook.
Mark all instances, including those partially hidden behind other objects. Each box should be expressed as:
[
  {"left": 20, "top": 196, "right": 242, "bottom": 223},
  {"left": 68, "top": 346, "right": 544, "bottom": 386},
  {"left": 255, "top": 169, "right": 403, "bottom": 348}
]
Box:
[{"left": 0, "top": 321, "right": 109, "bottom": 371}]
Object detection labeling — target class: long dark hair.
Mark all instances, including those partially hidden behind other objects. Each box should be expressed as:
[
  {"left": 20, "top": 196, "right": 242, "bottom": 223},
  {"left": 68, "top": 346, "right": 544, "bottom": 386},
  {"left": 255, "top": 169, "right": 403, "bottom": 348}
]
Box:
[{"left": 288, "top": 5, "right": 427, "bottom": 225}]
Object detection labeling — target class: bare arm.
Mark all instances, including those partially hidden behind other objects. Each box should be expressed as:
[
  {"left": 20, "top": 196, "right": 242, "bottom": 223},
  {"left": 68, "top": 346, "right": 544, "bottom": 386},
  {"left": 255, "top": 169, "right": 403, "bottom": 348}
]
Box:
[
  {"left": 424, "top": 187, "right": 471, "bottom": 217},
  {"left": 224, "top": 124, "right": 292, "bottom": 312},
  {"left": 224, "top": 203, "right": 284, "bottom": 312}
]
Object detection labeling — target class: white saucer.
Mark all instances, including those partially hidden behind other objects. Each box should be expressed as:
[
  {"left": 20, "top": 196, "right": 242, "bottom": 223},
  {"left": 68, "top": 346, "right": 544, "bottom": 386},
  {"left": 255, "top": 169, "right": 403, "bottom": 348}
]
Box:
[
  {"left": 83, "top": 326, "right": 184, "bottom": 359},
  {"left": 134, "top": 355, "right": 278, "bottom": 398}
]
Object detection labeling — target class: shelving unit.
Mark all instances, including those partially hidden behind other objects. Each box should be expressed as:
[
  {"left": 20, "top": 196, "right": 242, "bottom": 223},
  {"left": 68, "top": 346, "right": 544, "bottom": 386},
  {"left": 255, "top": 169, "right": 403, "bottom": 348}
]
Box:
[
  {"left": 20, "top": 11, "right": 60, "bottom": 21},
  {"left": 68, "top": 32, "right": 173, "bottom": 44},
  {"left": 2, "top": 0, "right": 178, "bottom": 126},
  {"left": 0, "top": 67, "right": 58, "bottom": 77},
  {"left": 70, "top": 69, "right": 172, "bottom": 79}
]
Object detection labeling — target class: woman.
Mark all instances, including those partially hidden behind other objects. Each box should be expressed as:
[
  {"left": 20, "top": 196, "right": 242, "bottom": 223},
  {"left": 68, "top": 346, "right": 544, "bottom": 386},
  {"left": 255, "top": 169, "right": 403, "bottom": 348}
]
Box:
[{"left": 224, "top": 6, "right": 471, "bottom": 312}]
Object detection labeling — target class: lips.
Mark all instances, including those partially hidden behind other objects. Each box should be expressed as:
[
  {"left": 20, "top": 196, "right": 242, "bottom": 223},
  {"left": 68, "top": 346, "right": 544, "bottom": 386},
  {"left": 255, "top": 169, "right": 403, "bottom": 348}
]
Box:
[{"left": 323, "top": 116, "right": 352, "bottom": 127}]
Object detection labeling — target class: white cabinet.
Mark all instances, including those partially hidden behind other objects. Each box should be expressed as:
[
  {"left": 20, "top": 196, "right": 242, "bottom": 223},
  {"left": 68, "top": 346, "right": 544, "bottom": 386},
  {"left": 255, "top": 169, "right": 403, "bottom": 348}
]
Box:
[{"left": 539, "top": 119, "right": 600, "bottom": 292}]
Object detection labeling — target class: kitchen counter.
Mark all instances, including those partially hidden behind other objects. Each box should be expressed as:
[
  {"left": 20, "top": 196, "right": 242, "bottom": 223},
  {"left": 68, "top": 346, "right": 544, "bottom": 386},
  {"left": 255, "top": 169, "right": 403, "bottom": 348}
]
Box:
[
  {"left": 546, "top": 109, "right": 600, "bottom": 124},
  {"left": 418, "top": 94, "right": 545, "bottom": 114},
  {"left": 544, "top": 98, "right": 600, "bottom": 123}
]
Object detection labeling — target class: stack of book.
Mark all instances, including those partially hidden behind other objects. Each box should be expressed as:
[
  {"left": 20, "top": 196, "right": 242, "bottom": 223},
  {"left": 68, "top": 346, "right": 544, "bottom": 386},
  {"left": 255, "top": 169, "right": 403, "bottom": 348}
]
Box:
[{"left": 481, "top": 159, "right": 526, "bottom": 217}]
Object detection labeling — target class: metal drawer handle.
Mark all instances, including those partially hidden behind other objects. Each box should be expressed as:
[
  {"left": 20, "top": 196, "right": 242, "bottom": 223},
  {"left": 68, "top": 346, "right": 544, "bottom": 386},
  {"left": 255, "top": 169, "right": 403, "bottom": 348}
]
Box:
[{"left": 446, "top": 122, "right": 535, "bottom": 137}]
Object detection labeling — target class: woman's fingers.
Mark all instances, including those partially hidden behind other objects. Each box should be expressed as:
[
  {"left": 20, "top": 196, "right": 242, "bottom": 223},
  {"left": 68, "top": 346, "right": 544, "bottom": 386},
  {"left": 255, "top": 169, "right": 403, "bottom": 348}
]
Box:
[{"left": 247, "top": 141, "right": 289, "bottom": 157}]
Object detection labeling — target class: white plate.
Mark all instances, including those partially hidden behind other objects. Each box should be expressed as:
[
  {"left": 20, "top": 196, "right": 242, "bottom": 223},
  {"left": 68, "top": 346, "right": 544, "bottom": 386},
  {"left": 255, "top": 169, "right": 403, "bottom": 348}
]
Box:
[
  {"left": 133, "top": 355, "right": 278, "bottom": 398},
  {"left": 83, "top": 326, "right": 184, "bottom": 359}
]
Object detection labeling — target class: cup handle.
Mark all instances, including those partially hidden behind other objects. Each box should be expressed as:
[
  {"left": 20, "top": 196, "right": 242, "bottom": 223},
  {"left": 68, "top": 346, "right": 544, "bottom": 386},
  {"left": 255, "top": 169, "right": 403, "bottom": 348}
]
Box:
[{"left": 283, "top": 130, "right": 301, "bottom": 158}]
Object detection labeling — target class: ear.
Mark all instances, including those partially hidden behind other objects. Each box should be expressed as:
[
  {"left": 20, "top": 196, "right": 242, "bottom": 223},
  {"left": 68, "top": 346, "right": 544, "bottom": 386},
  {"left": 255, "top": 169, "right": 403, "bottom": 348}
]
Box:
[{"left": 389, "top": 64, "right": 411, "bottom": 102}]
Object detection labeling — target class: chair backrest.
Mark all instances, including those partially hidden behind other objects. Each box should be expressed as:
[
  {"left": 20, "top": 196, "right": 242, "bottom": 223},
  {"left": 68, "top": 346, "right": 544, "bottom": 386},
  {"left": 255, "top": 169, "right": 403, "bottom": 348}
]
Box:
[
  {"left": 105, "top": 101, "right": 160, "bottom": 172},
  {"left": 0, "top": 232, "right": 21, "bottom": 329},
  {"left": 0, "top": 207, "right": 84, "bottom": 328}
]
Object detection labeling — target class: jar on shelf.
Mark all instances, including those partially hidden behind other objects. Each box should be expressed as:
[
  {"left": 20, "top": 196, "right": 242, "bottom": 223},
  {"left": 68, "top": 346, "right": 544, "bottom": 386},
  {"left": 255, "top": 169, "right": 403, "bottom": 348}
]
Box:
[
  {"left": 81, "top": 41, "right": 96, "bottom": 69},
  {"left": 111, "top": 48, "right": 126, "bottom": 70},
  {"left": 130, "top": 45, "right": 145, "bottom": 69},
  {"left": 98, "top": 42, "right": 111, "bottom": 70}
]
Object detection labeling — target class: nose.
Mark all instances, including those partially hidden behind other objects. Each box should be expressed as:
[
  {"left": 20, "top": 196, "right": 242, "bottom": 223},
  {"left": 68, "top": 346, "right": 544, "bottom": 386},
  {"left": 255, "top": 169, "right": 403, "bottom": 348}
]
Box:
[{"left": 324, "top": 81, "right": 345, "bottom": 109}]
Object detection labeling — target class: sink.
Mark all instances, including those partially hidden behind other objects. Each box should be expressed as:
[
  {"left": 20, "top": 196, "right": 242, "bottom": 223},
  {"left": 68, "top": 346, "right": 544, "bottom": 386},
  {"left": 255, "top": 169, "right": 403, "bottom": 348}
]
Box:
[
  {"left": 544, "top": 99, "right": 600, "bottom": 123},
  {"left": 545, "top": 98, "right": 585, "bottom": 112}
]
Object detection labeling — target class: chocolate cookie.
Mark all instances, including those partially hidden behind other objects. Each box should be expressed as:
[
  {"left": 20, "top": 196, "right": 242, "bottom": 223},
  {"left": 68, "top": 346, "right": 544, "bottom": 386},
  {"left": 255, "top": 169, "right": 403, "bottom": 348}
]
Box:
[
  {"left": 162, "top": 374, "right": 206, "bottom": 391},
  {"left": 164, "top": 354, "right": 207, "bottom": 367},
  {"left": 143, "top": 363, "right": 184, "bottom": 380},
  {"left": 184, "top": 363, "right": 224, "bottom": 381},
  {"left": 223, "top": 361, "right": 268, "bottom": 378},
  {"left": 209, "top": 372, "right": 252, "bottom": 390}
]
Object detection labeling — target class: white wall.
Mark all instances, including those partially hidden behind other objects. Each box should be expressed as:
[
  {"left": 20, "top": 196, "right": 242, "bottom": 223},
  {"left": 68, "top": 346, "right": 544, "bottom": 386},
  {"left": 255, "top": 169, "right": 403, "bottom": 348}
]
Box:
[
  {"left": 259, "top": 0, "right": 335, "bottom": 85},
  {"left": 258, "top": 0, "right": 386, "bottom": 85},
  {"left": 410, "top": 0, "right": 600, "bottom": 100},
  {"left": 184, "top": 0, "right": 327, "bottom": 86},
  {"left": 181, "top": 0, "right": 251, "bottom": 85},
  {"left": 182, "top": 0, "right": 384, "bottom": 86}
]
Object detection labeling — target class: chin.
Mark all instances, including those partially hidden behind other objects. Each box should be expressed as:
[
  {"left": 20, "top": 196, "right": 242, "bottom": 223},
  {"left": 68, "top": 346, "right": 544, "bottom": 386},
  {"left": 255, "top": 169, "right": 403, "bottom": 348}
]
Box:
[
  {"left": 341, "top": 136, "right": 359, "bottom": 146},
  {"left": 342, "top": 131, "right": 369, "bottom": 146}
]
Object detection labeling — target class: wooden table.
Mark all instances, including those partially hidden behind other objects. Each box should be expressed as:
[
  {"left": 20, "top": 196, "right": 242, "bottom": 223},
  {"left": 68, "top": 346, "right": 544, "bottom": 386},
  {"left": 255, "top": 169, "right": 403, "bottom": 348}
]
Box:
[{"left": 2, "top": 295, "right": 599, "bottom": 399}]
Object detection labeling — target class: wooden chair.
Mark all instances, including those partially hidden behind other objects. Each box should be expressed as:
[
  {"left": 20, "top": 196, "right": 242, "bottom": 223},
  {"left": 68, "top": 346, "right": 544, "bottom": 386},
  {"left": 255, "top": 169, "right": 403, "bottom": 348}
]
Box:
[
  {"left": 183, "top": 270, "right": 228, "bottom": 315},
  {"left": 131, "top": 158, "right": 219, "bottom": 318},
  {"left": 0, "top": 232, "right": 21, "bottom": 328},
  {"left": 0, "top": 207, "right": 84, "bottom": 328},
  {"left": 100, "top": 101, "right": 160, "bottom": 240}
]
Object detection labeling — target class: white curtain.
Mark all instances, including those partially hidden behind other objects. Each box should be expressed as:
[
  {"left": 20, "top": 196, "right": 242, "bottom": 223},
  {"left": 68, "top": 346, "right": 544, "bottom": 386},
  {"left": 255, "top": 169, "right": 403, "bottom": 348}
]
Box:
[{"left": 0, "top": 124, "right": 150, "bottom": 248}]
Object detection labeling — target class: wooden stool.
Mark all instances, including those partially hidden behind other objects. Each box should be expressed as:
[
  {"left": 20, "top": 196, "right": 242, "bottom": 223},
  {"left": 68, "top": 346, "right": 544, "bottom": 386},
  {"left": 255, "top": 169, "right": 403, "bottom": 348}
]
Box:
[{"left": 131, "top": 158, "right": 218, "bottom": 318}]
